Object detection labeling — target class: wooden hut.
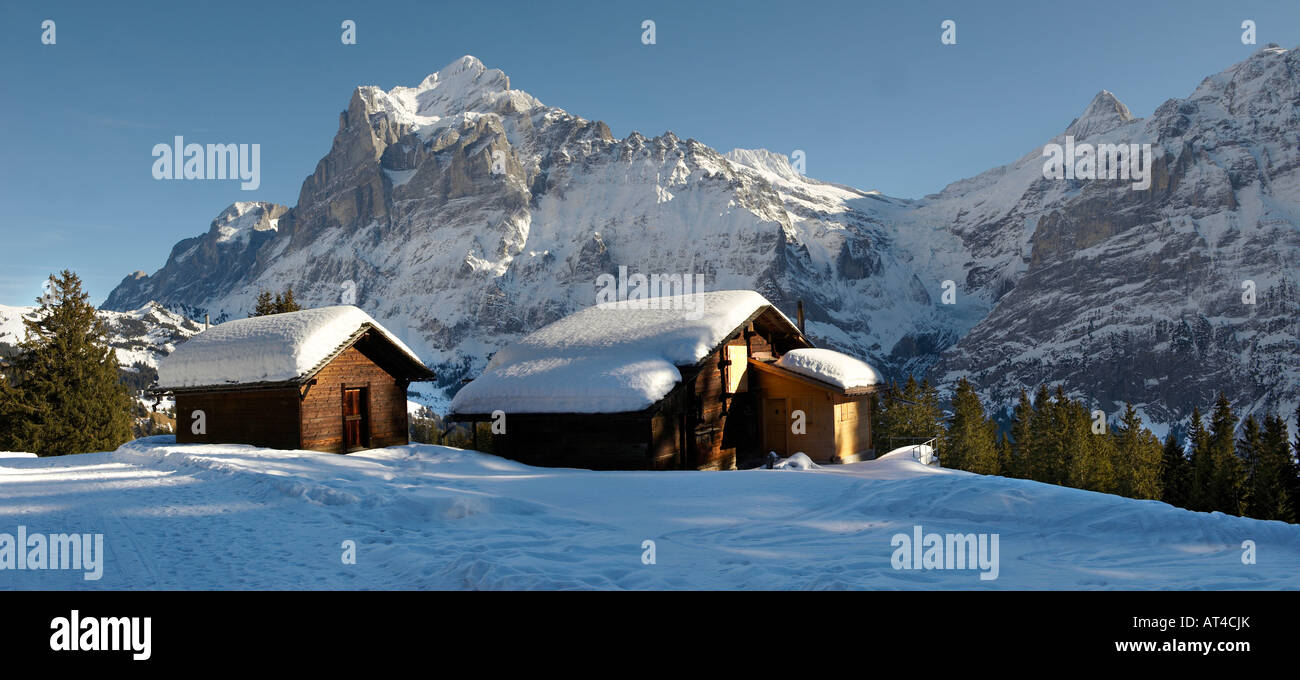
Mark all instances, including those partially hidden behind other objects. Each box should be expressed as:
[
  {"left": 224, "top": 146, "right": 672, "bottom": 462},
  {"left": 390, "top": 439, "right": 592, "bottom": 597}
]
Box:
[
  {"left": 449, "top": 290, "right": 881, "bottom": 470},
  {"left": 154, "top": 306, "right": 434, "bottom": 453}
]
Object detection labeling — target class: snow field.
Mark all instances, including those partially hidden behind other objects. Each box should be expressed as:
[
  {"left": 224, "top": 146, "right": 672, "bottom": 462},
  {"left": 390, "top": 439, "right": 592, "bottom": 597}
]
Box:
[{"left": 1, "top": 438, "right": 1296, "bottom": 590}]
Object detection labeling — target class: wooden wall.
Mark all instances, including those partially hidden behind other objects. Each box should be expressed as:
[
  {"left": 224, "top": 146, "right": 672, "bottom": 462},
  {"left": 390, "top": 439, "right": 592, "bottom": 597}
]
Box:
[
  {"left": 686, "top": 342, "right": 733, "bottom": 470},
  {"left": 301, "top": 346, "right": 409, "bottom": 452},
  {"left": 175, "top": 388, "right": 301, "bottom": 450},
  {"left": 751, "top": 367, "right": 838, "bottom": 462},
  {"left": 681, "top": 332, "right": 769, "bottom": 471},
  {"left": 649, "top": 388, "right": 685, "bottom": 469},
  {"left": 489, "top": 413, "right": 658, "bottom": 470},
  {"left": 746, "top": 327, "right": 775, "bottom": 359},
  {"left": 833, "top": 396, "right": 873, "bottom": 462}
]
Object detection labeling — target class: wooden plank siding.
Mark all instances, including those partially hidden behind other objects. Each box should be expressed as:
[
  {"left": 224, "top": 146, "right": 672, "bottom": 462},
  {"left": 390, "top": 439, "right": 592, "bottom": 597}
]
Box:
[
  {"left": 488, "top": 413, "right": 658, "bottom": 470},
  {"left": 175, "top": 388, "right": 302, "bottom": 450},
  {"left": 833, "top": 397, "right": 873, "bottom": 463},
  {"left": 301, "top": 346, "right": 409, "bottom": 453},
  {"left": 749, "top": 365, "right": 838, "bottom": 462},
  {"left": 649, "top": 387, "right": 686, "bottom": 469}
]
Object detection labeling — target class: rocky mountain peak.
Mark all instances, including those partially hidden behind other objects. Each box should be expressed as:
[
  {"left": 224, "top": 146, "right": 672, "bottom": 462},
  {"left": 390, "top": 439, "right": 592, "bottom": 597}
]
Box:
[
  {"left": 210, "top": 201, "right": 287, "bottom": 242},
  {"left": 377, "top": 55, "right": 536, "bottom": 127},
  {"left": 1064, "top": 90, "right": 1136, "bottom": 140}
]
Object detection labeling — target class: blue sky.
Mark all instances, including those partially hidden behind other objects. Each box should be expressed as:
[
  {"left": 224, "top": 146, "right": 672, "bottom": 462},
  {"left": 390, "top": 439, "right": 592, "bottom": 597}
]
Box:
[{"left": 1, "top": 0, "right": 1297, "bottom": 306}]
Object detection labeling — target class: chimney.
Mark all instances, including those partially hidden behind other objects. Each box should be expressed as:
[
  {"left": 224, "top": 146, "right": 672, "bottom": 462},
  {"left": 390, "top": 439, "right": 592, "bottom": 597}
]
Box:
[{"left": 796, "top": 300, "right": 805, "bottom": 335}]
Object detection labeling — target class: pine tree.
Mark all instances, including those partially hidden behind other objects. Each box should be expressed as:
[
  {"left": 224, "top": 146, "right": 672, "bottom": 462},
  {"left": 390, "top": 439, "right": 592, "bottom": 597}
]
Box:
[
  {"left": 251, "top": 286, "right": 304, "bottom": 317},
  {"left": 1244, "top": 414, "right": 1293, "bottom": 522},
  {"left": 1159, "top": 431, "right": 1191, "bottom": 508},
  {"left": 1112, "top": 403, "right": 1163, "bottom": 500},
  {"left": 1026, "top": 384, "right": 1055, "bottom": 483},
  {"left": 1238, "top": 415, "right": 1267, "bottom": 517},
  {"left": 278, "top": 286, "right": 301, "bottom": 313},
  {"left": 4, "top": 271, "right": 133, "bottom": 456},
  {"left": 1266, "top": 413, "right": 1294, "bottom": 522},
  {"left": 946, "top": 378, "right": 998, "bottom": 474},
  {"left": 1048, "top": 387, "right": 1077, "bottom": 486},
  {"left": 917, "top": 378, "right": 944, "bottom": 447},
  {"left": 874, "top": 380, "right": 900, "bottom": 451},
  {"left": 1187, "top": 406, "right": 1213, "bottom": 511},
  {"left": 1206, "top": 393, "right": 1243, "bottom": 515},
  {"left": 996, "top": 430, "right": 1012, "bottom": 478},
  {"left": 1292, "top": 404, "right": 1300, "bottom": 521},
  {"left": 1137, "top": 430, "right": 1164, "bottom": 499},
  {"left": 0, "top": 372, "right": 30, "bottom": 452},
  {"left": 251, "top": 290, "right": 276, "bottom": 317},
  {"left": 1065, "top": 397, "right": 1117, "bottom": 494},
  {"left": 868, "top": 392, "right": 884, "bottom": 455},
  {"left": 877, "top": 376, "right": 943, "bottom": 446},
  {"left": 1007, "top": 389, "right": 1033, "bottom": 479}
]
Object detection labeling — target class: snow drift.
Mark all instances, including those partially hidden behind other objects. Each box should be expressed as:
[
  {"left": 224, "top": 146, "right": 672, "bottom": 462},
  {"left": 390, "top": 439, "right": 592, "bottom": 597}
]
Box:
[
  {"left": 775, "top": 347, "right": 882, "bottom": 389},
  {"left": 1, "top": 437, "right": 1296, "bottom": 590}
]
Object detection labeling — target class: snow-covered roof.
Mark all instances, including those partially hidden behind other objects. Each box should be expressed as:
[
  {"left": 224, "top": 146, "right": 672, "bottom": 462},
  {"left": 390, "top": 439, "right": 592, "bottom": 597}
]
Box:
[
  {"left": 157, "top": 306, "right": 429, "bottom": 390},
  {"left": 451, "top": 290, "right": 796, "bottom": 414},
  {"left": 773, "top": 348, "right": 881, "bottom": 391}
]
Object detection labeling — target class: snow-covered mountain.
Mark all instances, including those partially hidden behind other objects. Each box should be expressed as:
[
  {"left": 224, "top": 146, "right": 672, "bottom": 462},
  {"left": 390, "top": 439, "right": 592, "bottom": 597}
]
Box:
[
  {"left": 0, "top": 302, "right": 202, "bottom": 373},
  {"left": 103, "top": 55, "right": 969, "bottom": 388},
  {"left": 926, "top": 45, "right": 1300, "bottom": 428},
  {"left": 101, "top": 49, "right": 1300, "bottom": 426}
]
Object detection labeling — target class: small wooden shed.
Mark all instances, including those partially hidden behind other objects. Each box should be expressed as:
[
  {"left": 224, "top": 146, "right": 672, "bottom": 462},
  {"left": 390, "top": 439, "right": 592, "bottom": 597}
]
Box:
[
  {"left": 154, "top": 306, "right": 434, "bottom": 453},
  {"left": 747, "top": 352, "right": 876, "bottom": 463},
  {"left": 449, "top": 290, "right": 881, "bottom": 470}
]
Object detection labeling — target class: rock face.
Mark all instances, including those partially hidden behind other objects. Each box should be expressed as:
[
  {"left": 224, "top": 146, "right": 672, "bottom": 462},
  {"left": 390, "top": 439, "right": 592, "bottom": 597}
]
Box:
[
  {"left": 927, "top": 44, "right": 1300, "bottom": 427},
  {"left": 104, "top": 201, "right": 289, "bottom": 322},
  {"left": 103, "top": 50, "right": 1300, "bottom": 426}
]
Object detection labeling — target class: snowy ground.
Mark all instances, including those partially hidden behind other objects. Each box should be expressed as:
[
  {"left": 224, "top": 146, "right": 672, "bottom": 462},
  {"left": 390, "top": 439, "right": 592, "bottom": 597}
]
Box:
[{"left": 1, "top": 437, "right": 1297, "bottom": 590}]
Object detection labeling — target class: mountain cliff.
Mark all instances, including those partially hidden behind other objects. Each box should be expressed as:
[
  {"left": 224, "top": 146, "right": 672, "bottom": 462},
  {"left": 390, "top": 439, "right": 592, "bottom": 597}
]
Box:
[{"left": 102, "top": 50, "right": 1300, "bottom": 426}]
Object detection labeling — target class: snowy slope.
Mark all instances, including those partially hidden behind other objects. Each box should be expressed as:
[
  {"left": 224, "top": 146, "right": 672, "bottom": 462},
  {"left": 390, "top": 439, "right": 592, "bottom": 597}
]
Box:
[{"left": 1, "top": 437, "right": 1295, "bottom": 590}]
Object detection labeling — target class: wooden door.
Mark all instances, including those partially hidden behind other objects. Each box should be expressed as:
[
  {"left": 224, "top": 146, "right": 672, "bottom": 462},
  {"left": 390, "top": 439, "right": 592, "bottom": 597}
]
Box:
[
  {"left": 343, "top": 387, "right": 369, "bottom": 451},
  {"left": 763, "top": 398, "right": 787, "bottom": 457}
]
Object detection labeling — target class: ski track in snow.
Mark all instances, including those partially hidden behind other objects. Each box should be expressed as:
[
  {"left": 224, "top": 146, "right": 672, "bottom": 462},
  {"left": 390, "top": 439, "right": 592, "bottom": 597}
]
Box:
[{"left": 1, "top": 437, "right": 1297, "bottom": 590}]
